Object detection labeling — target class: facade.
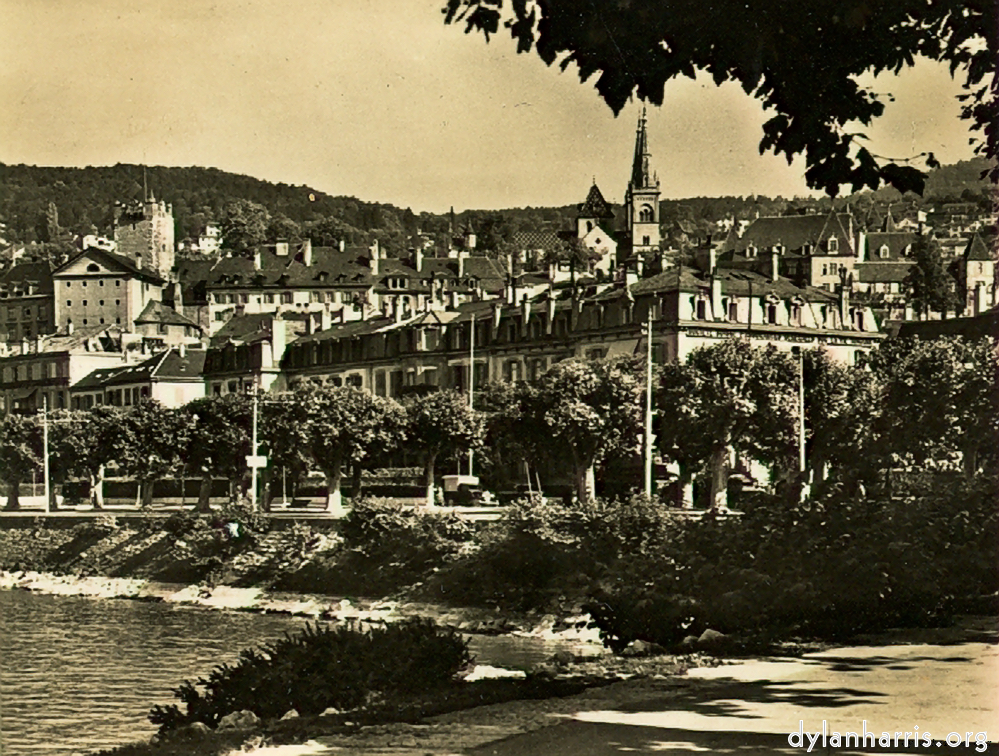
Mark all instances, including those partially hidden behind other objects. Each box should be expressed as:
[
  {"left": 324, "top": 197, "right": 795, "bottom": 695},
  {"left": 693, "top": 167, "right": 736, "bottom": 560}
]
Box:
[
  {"left": 133, "top": 300, "right": 204, "bottom": 348},
  {"left": 114, "top": 196, "right": 176, "bottom": 280},
  {"left": 956, "top": 235, "right": 996, "bottom": 316},
  {"left": 0, "top": 262, "right": 55, "bottom": 342},
  {"left": 71, "top": 346, "right": 206, "bottom": 410},
  {"left": 202, "top": 314, "right": 305, "bottom": 396},
  {"left": 52, "top": 247, "right": 166, "bottom": 333},
  {"left": 0, "top": 327, "right": 136, "bottom": 414}
]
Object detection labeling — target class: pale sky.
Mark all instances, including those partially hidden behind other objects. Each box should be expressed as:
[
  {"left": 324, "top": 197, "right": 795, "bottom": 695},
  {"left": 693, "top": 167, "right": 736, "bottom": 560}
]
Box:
[{"left": 0, "top": 0, "right": 978, "bottom": 214}]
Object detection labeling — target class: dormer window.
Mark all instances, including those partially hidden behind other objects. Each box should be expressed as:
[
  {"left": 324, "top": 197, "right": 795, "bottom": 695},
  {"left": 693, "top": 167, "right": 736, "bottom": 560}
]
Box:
[
  {"left": 879, "top": 245, "right": 890, "bottom": 259},
  {"left": 746, "top": 244, "right": 756, "bottom": 258},
  {"left": 827, "top": 237, "right": 839, "bottom": 253}
]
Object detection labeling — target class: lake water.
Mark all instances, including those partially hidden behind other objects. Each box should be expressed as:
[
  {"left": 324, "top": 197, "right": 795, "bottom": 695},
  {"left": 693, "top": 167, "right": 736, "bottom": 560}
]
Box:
[{"left": 0, "top": 589, "right": 576, "bottom": 756}]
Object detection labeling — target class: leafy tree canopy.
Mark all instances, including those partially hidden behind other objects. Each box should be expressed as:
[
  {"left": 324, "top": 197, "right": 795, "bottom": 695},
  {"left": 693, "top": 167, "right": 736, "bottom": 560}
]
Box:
[{"left": 444, "top": 0, "right": 996, "bottom": 193}]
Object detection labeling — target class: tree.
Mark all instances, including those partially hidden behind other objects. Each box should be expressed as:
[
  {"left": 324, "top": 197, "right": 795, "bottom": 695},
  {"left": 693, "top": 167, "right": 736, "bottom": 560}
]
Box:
[
  {"left": 404, "top": 390, "right": 484, "bottom": 506},
  {"left": 876, "top": 336, "right": 998, "bottom": 479},
  {"left": 658, "top": 339, "right": 796, "bottom": 509},
  {"left": 519, "top": 358, "right": 643, "bottom": 504},
  {"left": 259, "top": 392, "right": 312, "bottom": 508},
  {"left": 47, "top": 406, "right": 124, "bottom": 509},
  {"left": 0, "top": 413, "right": 42, "bottom": 511},
  {"left": 297, "top": 385, "right": 407, "bottom": 513},
  {"left": 184, "top": 395, "right": 253, "bottom": 511},
  {"left": 904, "top": 234, "right": 959, "bottom": 318},
  {"left": 114, "top": 400, "right": 192, "bottom": 508},
  {"left": 220, "top": 199, "right": 270, "bottom": 253},
  {"left": 267, "top": 213, "right": 301, "bottom": 242},
  {"left": 444, "top": 0, "right": 996, "bottom": 193}
]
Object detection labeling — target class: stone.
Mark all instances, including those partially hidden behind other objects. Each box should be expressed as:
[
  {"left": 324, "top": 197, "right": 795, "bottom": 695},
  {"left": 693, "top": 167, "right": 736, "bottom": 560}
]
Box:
[
  {"left": 164, "top": 721, "right": 212, "bottom": 741},
  {"left": 570, "top": 644, "right": 604, "bottom": 661},
  {"left": 620, "top": 639, "right": 664, "bottom": 657},
  {"left": 217, "top": 709, "right": 261, "bottom": 730},
  {"left": 280, "top": 709, "right": 300, "bottom": 720},
  {"left": 698, "top": 628, "right": 728, "bottom": 647},
  {"left": 680, "top": 635, "right": 700, "bottom": 650},
  {"left": 321, "top": 707, "right": 342, "bottom": 717},
  {"left": 551, "top": 650, "right": 575, "bottom": 666}
]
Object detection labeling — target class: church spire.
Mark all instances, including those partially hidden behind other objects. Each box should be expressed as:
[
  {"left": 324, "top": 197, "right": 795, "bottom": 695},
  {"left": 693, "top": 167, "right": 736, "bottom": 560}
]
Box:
[{"left": 630, "top": 107, "right": 654, "bottom": 190}]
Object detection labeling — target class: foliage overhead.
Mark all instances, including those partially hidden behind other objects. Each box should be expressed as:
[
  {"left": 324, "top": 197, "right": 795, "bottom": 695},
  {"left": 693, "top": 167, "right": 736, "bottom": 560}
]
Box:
[{"left": 444, "top": 0, "right": 997, "bottom": 193}]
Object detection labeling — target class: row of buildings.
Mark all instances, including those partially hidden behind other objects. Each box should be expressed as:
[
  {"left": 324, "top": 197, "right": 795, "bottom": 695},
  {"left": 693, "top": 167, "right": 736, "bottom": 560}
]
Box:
[{"left": 0, "top": 112, "right": 993, "bottom": 416}]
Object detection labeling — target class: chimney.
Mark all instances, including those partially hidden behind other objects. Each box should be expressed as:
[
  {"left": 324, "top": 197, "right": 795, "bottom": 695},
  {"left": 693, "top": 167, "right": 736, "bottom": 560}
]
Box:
[
  {"left": 711, "top": 276, "right": 723, "bottom": 320},
  {"left": 492, "top": 299, "right": 503, "bottom": 335},
  {"left": 253, "top": 248, "right": 262, "bottom": 270},
  {"left": 35, "top": 334, "right": 44, "bottom": 353},
  {"left": 546, "top": 289, "right": 556, "bottom": 335},
  {"left": 838, "top": 277, "right": 851, "bottom": 328},
  {"left": 521, "top": 296, "right": 532, "bottom": 333},
  {"left": 708, "top": 247, "right": 717, "bottom": 274},
  {"left": 636, "top": 257, "right": 644, "bottom": 278},
  {"left": 769, "top": 250, "right": 779, "bottom": 282},
  {"left": 339, "top": 239, "right": 346, "bottom": 252},
  {"left": 320, "top": 306, "right": 332, "bottom": 332},
  {"left": 270, "top": 316, "right": 287, "bottom": 363},
  {"left": 448, "top": 290, "right": 459, "bottom": 310},
  {"left": 974, "top": 281, "right": 986, "bottom": 316},
  {"left": 275, "top": 240, "right": 289, "bottom": 257},
  {"left": 173, "top": 281, "right": 184, "bottom": 311},
  {"left": 506, "top": 253, "right": 514, "bottom": 278},
  {"left": 135, "top": 254, "right": 142, "bottom": 270},
  {"left": 414, "top": 246, "right": 424, "bottom": 274},
  {"left": 20, "top": 337, "right": 29, "bottom": 354},
  {"left": 370, "top": 240, "right": 380, "bottom": 276},
  {"left": 856, "top": 229, "right": 867, "bottom": 263},
  {"left": 301, "top": 238, "right": 313, "bottom": 266},
  {"left": 457, "top": 251, "right": 465, "bottom": 278},
  {"left": 178, "top": 342, "right": 186, "bottom": 358}
]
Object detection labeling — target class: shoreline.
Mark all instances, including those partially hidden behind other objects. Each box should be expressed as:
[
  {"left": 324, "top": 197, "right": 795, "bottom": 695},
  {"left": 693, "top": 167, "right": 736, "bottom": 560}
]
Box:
[{"left": 0, "top": 569, "right": 605, "bottom": 645}]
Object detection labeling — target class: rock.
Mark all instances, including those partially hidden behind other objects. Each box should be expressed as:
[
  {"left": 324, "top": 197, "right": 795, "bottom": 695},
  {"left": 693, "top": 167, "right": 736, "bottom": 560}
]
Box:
[
  {"left": 680, "top": 635, "right": 700, "bottom": 650},
  {"left": 321, "top": 707, "right": 342, "bottom": 717},
  {"left": 551, "top": 650, "right": 575, "bottom": 666},
  {"left": 698, "top": 628, "right": 728, "bottom": 647},
  {"left": 280, "top": 709, "right": 300, "bottom": 720},
  {"left": 620, "top": 639, "right": 664, "bottom": 657},
  {"left": 217, "top": 710, "right": 261, "bottom": 730},
  {"left": 163, "top": 721, "right": 212, "bottom": 741}
]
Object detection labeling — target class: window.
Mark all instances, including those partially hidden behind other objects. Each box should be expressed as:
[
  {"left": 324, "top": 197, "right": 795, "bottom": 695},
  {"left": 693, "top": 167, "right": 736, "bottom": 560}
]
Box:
[
  {"left": 264, "top": 293, "right": 275, "bottom": 304},
  {"left": 86, "top": 264, "right": 100, "bottom": 273},
  {"left": 82, "top": 319, "right": 88, "bottom": 325},
  {"left": 503, "top": 360, "right": 522, "bottom": 381},
  {"left": 879, "top": 245, "right": 890, "bottom": 259},
  {"left": 728, "top": 301, "right": 738, "bottom": 321},
  {"left": 82, "top": 300, "right": 88, "bottom": 307},
  {"left": 638, "top": 205, "right": 654, "bottom": 223},
  {"left": 115, "top": 280, "right": 120, "bottom": 287},
  {"left": 99, "top": 317, "right": 105, "bottom": 324},
  {"left": 280, "top": 292, "right": 293, "bottom": 304},
  {"left": 158, "top": 323, "right": 167, "bottom": 334},
  {"left": 642, "top": 236, "right": 650, "bottom": 246},
  {"left": 67, "top": 300, "right": 72, "bottom": 306},
  {"left": 696, "top": 299, "right": 707, "bottom": 320},
  {"left": 38, "top": 306, "right": 46, "bottom": 318},
  {"left": 82, "top": 281, "right": 87, "bottom": 287},
  {"left": 821, "top": 264, "right": 828, "bottom": 276},
  {"left": 99, "top": 300, "right": 104, "bottom": 306},
  {"left": 767, "top": 305, "right": 778, "bottom": 325},
  {"left": 115, "top": 299, "right": 120, "bottom": 305},
  {"left": 827, "top": 237, "right": 838, "bottom": 252},
  {"left": 239, "top": 294, "right": 249, "bottom": 304},
  {"left": 99, "top": 280, "right": 104, "bottom": 287}
]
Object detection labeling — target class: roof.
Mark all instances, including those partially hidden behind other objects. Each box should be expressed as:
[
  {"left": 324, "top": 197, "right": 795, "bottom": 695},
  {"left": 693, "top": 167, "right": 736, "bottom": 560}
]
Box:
[
  {"left": 0, "top": 261, "right": 54, "bottom": 296},
  {"left": 964, "top": 235, "right": 994, "bottom": 262},
  {"left": 895, "top": 308, "right": 999, "bottom": 341},
  {"left": 196, "top": 243, "right": 374, "bottom": 291},
  {"left": 865, "top": 231, "right": 918, "bottom": 261},
  {"left": 54, "top": 248, "right": 166, "bottom": 285},
  {"left": 625, "top": 265, "right": 838, "bottom": 302},
  {"left": 513, "top": 231, "right": 563, "bottom": 251},
  {"left": 726, "top": 211, "right": 855, "bottom": 257},
  {"left": 73, "top": 347, "right": 207, "bottom": 390},
  {"left": 855, "top": 261, "right": 914, "bottom": 283},
  {"left": 208, "top": 313, "right": 309, "bottom": 348},
  {"left": 578, "top": 183, "right": 615, "bottom": 220},
  {"left": 134, "top": 300, "right": 202, "bottom": 330}
]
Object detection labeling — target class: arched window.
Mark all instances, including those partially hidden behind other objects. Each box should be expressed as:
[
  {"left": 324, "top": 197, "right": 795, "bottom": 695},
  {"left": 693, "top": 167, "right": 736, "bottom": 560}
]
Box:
[
  {"left": 638, "top": 205, "right": 654, "bottom": 223},
  {"left": 86, "top": 263, "right": 100, "bottom": 273},
  {"left": 879, "top": 245, "right": 890, "bottom": 259}
]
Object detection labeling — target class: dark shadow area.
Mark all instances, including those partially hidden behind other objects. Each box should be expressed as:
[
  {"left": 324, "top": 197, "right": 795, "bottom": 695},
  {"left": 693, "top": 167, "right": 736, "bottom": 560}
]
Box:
[
  {"left": 469, "top": 721, "right": 997, "bottom": 756},
  {"left": 818, "top": 655, "right": 974, "bottom": 673}
]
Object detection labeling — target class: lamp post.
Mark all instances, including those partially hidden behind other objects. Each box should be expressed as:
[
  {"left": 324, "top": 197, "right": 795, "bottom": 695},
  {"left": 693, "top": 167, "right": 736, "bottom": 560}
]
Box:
[
  {"left": 468, "top": 315, "right": 475, "bottom": 478},
  {"left": 643, "top": 311, "right": 655, "bottom": 499},
  {"left": 42, "top": 396, "right": 50, "bottom": 514},
  {"left": 791, "top": 346, "right": 806, "bottom": 494}
]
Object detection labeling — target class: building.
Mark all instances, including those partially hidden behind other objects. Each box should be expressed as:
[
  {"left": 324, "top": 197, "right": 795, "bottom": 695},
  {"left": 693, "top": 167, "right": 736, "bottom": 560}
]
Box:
[
  {"left": 955, "top": 234, "right": 996, "bottom": 316},
  {"left": 52, "top": 247, "right": 166, "bottom": 332},
  {"left": 70, "top": 346, "right": 206, "bottom": 410},
  {"left": 114, "top": 196, "right": 175, "bottom": 280},
  {"left": 622, "top": 108, "right": 661, "bottom": 266},
  {"left": 202, "top": 314, "right": 308, "bottom": 395},
  {"left": 0, "top": 327, "right": 137, "bottom": 414},
  {"left": 133, "top": 299, "right": 205, "bottom": 348},
  {"left": 0, "top": 262, "right": 55, "bottom": 342}
]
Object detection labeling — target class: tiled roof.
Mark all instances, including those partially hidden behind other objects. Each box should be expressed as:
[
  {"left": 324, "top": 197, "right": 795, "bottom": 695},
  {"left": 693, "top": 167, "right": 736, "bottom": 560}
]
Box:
[
  {"left": 865, "top": 231, "right": 917, "bottom": 261},
  {"left": 627, "top": 265, "right": 837, "bottom": 302},
  {"left": 54, "top": 248, "right": 166, "bottom": 285},
  {"left": 964, "top": 235, "right": 994, "bottom": 262},
  {"left": 513, "top": 231, "right": 564, "bottom": 251},
  {"left": 134, "top": 300, "right": 202, "bottom": 330},
  {"left": 855, "top": 261, "right": 914, "bottom": 283},
  {"left": 74, "top": 348, "right": 207, "bottom": 389},
  {"left": 578, "top": 183, "right": 615, "bottom": 220},
  {"left": 199, "top": 244, "right": 374, "bottom": 290},
  {"left": 208, "top": 313, "right": 309, "bottom": 348},
  {"left": 726, "top": 211, "right": 854, "bottom": 257},
  {"left": 0, "top": 261, "right": 54, "bottom": 295}
]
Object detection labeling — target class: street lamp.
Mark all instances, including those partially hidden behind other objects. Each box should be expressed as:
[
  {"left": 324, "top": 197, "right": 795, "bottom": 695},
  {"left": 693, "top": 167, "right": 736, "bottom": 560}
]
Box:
[
  {"left": 642, "top": 311, "right": 655, "bottom": 499},
  {"left": 790, "top": 346, "right": 806, "bottom": 496}
]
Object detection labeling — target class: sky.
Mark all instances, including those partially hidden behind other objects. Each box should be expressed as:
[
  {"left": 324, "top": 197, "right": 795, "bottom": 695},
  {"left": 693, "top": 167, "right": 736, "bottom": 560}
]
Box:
[{"left": 0, "top": 0, "right": 979, "bottom": 214}]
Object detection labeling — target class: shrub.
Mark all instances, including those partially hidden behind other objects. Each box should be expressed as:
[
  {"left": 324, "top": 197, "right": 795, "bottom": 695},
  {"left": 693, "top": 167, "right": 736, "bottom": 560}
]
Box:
[{"left": 148, "top": 619, "right": 470, "bottom": 733}]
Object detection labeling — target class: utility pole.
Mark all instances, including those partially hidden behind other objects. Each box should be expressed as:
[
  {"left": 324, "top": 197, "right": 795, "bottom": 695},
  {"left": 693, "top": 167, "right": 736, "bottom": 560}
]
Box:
[
  {"left": 250, "top": 385, "right": 259, "bottom": 511},
  {"left": 468, "top": 315, "right": 475, "bottom": 478},
  {"left": 643, "top": 311, "right": 654, "bottom": 499},
  {"left": 42, "top": 395, "right": 50, "bottom": 514}
]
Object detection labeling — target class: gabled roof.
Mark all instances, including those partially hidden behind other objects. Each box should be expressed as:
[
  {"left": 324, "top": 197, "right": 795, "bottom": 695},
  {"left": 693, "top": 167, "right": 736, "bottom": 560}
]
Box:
[
  {"left": 726, "top": 211, "right": 854, "bottom": 257},
  {"left": 53, "top": 247, "right": 166, "bottom": 285},
  {"left": 134, "top": 300, "right": 202, "bottom": 330},
  {"left": 0, "top": 261, "right": 54, "bottom": 296},
  {"left": 578, "top": 183, "right": 615, "bottom": 220},
  {"left": 865, "top": 231, "right": 917, "bottom": 261},
  {"left": 196, "top": 244, "right": 375, "bottom": 290},
  {"left": 208, "top": 313, "right": 309, "bottom": 348},
  {"left": 964, "top": 235, "right": 994, "bottom": 262},
  {"left": 73, "top": 347, "right": 207, "bottom": 390},
  {"left": 855, "top": 261, "right": 914, "bottom": 283}
]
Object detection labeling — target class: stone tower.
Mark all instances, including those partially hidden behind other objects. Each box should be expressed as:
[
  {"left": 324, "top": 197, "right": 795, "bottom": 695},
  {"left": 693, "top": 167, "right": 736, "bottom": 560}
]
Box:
[
  {"left": 623, "top": 108, "right": 661, "bottom": 262},
  {"left": 114, "top": 192, "right": 175, "bottom": 279}
]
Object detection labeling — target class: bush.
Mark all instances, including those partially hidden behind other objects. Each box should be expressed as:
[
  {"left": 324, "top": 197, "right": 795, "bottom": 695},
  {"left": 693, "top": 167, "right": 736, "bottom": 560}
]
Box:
[{"left": 148, "top": 619, "right": 470, "bottom": 733}]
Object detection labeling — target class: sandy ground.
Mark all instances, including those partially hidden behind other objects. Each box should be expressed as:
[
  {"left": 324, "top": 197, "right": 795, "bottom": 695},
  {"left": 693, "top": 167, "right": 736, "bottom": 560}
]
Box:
[{"left": 236, "top": 629, "right": 997, "bottom": 756}]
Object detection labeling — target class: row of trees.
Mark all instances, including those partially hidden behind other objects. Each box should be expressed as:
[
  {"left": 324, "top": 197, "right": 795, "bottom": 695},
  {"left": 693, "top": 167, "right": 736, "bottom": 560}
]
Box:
[
  {"left": 0, "top": 387, "right": 482, "bottom": 512},
  {"left": 0, "top": 335, "right": 992, "bottom": 512}
]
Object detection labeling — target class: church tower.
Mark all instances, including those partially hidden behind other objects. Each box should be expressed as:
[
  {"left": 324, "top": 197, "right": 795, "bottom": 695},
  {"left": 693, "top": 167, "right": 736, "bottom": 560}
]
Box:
[{"left": 624, "top": 108, "right": 661, "bottom": 263}]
